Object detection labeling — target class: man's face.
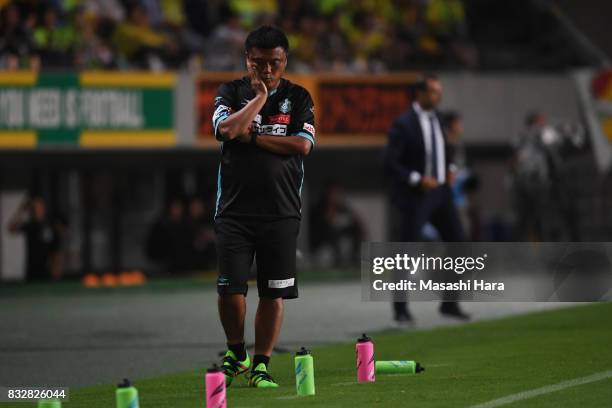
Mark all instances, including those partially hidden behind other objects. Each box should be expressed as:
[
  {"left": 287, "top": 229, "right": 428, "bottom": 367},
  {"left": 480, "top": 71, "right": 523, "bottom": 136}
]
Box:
[
  {"left": 450, "top": 118, "right": 464, "bottom": 136},
  {"left": 447, "top": 118, "right": 464, "bottom": 143},
  {"left": 31, "top": 198, "right": 46, "bottom": 220},
  {"left": 532, "top": 114, "right": 547, "bottom": 129},
  {"left": 246, "top": 47, "right": 287, "bottom": 90},
  {"left": 417, "top": 79, "right": 443, "bottom": 110}
]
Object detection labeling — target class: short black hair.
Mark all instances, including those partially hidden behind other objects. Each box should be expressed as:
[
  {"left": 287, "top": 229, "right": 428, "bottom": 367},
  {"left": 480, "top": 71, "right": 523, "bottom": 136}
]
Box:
[
  {"left": 414, "top": 73, "right": 439, "bottom": 94},
  {"left": 245, "top": 25, "right": 289, "bottom": 54}
]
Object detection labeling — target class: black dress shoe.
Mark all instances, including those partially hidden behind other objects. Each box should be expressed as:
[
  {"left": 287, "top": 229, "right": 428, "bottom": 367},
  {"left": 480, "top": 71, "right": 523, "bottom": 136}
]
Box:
[{"left": 439, "top": 302, "right": 470, "bottom": 320}]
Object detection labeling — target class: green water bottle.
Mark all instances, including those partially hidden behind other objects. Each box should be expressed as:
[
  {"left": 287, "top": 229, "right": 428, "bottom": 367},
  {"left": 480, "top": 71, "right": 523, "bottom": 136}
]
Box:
[
  {"left": 375, "top": 360, "right": 425, "bottom": 374},
  {"left": 295, "top": 347, "right": 315, "bottom": 396},
  {"left": 116, "top": 378, "right": 139, "bottom": 408},
  {"left": 37, "top": 400, "right": 61, "bottom": 408}
]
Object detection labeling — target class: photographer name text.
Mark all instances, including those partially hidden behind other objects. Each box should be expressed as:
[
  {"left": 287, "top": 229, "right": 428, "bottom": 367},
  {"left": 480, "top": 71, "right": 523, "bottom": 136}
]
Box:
[{"left": 372, "top": 279, "right": 504, "bottom": 291}]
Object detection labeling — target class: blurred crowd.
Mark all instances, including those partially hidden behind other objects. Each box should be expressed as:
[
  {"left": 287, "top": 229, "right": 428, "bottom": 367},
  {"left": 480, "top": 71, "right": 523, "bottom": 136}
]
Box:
[
  {"left": 8, "top": 196, "right": 66, "bottom": 281},
  {"left": 510, "top": 112, "right": 586, "bottom": 242},
  {"left": 0, "top": 0, "right": 478, "bottom": 72},
  {"left": 146, "top": 195, "right": 217, "bottom": 273}
]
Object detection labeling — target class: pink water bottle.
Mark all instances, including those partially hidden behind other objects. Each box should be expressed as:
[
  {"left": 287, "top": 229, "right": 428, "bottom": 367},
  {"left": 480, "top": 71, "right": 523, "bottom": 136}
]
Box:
[
  {"left": 205, "top": 364, "right": 226, "bottom": 408},
  {"left": 356, "top": 333, "right": 375, "bottom": 383}
]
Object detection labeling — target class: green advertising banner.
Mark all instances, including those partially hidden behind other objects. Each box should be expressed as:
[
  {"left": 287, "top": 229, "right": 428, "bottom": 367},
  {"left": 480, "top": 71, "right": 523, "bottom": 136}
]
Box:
[{"left": 0, "top": 72, "right": 175, "bottom": 148}]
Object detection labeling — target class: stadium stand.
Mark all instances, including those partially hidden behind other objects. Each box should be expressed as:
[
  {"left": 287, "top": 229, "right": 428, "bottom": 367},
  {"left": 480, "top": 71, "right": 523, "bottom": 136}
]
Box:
[{"left": 0, "top": 0, "right": 604, "bottom": 72}]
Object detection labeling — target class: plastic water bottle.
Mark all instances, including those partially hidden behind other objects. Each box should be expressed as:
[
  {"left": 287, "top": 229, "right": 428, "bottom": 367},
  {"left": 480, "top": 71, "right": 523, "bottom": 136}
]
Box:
[
  {"left": 295, "top": 347, "right": 315, "bottom": 396},
  {"left": 205, "top": 364, "right": 226, "bottom": 408},
  {"left": 37, "top": 400, "right": 61, "bottom": 408},
  {"left": 376, "top": 360, "right": 425, "bottom": 374},
  {"left": 356, "top": 333, "right": 375, "bottom": 383},
  {"left": 116, "top": 379, "right": 139, "bottom": 408}
]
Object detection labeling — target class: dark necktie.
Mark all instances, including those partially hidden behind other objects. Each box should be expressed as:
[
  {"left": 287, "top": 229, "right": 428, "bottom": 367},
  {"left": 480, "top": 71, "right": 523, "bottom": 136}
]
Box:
[{"left": 429, "top": 115, "right": 439, "bottom": 180}]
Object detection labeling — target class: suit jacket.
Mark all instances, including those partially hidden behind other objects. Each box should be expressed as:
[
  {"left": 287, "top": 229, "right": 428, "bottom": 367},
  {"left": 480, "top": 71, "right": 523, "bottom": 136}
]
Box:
[{"left": 384, "top": 106, "right": 454, "bottom": 209}]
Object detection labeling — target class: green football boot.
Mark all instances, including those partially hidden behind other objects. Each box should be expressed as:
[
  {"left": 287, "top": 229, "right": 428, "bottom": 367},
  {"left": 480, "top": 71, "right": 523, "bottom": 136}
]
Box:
[
  {"left": 248, "top": 363, "right": 279, "bottom": 388},
  {"left": 221, "top": 350, "right": 250, "bottom": 386}
]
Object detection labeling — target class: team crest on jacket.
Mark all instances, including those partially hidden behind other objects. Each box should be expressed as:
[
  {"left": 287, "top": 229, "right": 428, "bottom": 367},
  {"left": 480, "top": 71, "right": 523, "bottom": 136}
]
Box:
[{"left": 279, "top": 98, "right": 292, "bottom": 113}]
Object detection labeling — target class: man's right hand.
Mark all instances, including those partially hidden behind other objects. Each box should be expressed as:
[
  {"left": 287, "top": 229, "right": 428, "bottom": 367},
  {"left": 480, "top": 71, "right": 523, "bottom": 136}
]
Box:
[
  {"left": 420, "top": 176, "right": 439, "bottom": 191},
  {"left": 249, "top": 65, "right": 268, "bottom": 97},
  {"left": 216, "top": 68, "right": 267, "bottom": 141}
]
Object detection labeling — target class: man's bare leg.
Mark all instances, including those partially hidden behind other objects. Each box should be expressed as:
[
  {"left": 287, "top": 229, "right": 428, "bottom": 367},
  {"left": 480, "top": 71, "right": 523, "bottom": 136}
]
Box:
[
  {"left": 218, "top": 294, "right": 250, "bottom": 384},
  {"left": 218, "top": 294, "right": 246, "bottom": 344},
  {"left": 254, "top": 297, "right": 284, "bottom": 357}
]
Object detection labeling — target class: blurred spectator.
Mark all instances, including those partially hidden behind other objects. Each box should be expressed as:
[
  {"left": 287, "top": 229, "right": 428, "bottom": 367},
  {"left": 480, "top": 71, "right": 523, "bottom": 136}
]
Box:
[
  {"left": 112, "top": 3, "right": 166, "bottom": 68},
  {"left": 0, "top": 3, "right": 37, "bottom": 70},
  {"left": 460, "top": 174, "right": 481, "bottom": 240},
  {"left": 510, "top": 112, "right": 551, "bottom": 241},
  {"left": 309, "top": 182, "right": 365, "bottom": 267},
  {"left": 187, "top": 196, "right": 216, "bottom": 270},
  {"left": 112, "top": 3, "right": 189, "bottom": 69},
  {"left": 85, "top": 0, "right": 125, "bottom": 22},
  {"left": 512, "top": 112, "right": 583, "bottom": 241},
  {"left": 8, "top": 196, "right": 66, "bottom": 282},
  {"left": 317, "top": 12, "right": 350, "bottom": 71},
  {"left": 146, "top": 198, "right": 192, "bottom": 273},
  {"left": 33, "top": 5, "right": 77, "bottom": 68},
  {"left": 444, "top": 111, "right": 466, "bottom": 168},
  {"left": 203, "top": 8, "right": 247, "bottom": 71},
  {"left": 160, "top": 0, "right": 204, "bottom": 61},
  {"left": 314, "top": 0, "right": 348, "bottom": 17},
  {"left": 444, "top": 111, "right": 482, "bottom": 240},
  {"left": 184, "top": 0, "right": 217, "bottom": 37},
  {"left": 73, "top": 6, "right": 116, "bottom": 69},
  {"left": 424, "top": 0, "right": 478, "bottom": 67},
  {"left": 346, "top": 10, "right": 386, "bottom": 72},
  {"left": 140, "top": 0, "right": 163, "bottom": 28},
  {"left": 380, "top": 20, "right": 413, "bottom": 71},
  {"left": 288, "top": 14, "right": 325, "bottom": 72},
  {"left": 229, "top": 0, "right": 278, "bottom": 28}
]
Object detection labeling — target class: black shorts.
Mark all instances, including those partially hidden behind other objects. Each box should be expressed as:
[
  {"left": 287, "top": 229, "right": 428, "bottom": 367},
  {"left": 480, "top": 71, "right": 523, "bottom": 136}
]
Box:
[{"left": 215, "top": 216, "right": 299, "bottom": 299}]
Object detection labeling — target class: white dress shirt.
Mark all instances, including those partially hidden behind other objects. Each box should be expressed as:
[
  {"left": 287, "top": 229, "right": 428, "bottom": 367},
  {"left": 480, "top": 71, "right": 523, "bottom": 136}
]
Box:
[{"left": 410, "top": 102, "right": 446, "bottom": 186}]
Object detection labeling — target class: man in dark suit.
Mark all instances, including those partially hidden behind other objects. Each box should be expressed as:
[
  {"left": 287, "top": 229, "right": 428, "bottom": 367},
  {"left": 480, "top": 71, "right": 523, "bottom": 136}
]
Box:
[{"left": 384, "top": 74, "right": 469, "bottom": 322}]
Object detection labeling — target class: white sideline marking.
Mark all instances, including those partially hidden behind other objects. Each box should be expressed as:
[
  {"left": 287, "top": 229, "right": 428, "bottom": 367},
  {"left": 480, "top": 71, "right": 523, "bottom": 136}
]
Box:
[{"left": 469, "top": 370, "right": 612, "bottom": 408}]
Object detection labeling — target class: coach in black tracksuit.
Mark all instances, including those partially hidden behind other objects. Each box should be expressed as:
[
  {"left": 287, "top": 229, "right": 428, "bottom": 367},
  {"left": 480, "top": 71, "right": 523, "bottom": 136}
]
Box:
[
  {"left": 384, "top": 74, "right": 469, "bottom": 322},
  {"left": 212, "top": 26, "right": 315, "bottom": 387}
]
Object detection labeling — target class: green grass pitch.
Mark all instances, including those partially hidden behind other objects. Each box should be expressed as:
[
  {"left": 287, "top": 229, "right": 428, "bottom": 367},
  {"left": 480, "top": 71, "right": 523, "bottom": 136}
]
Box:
[{"left": 13, "top": 302, "right": 612, "bottom": 407}]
